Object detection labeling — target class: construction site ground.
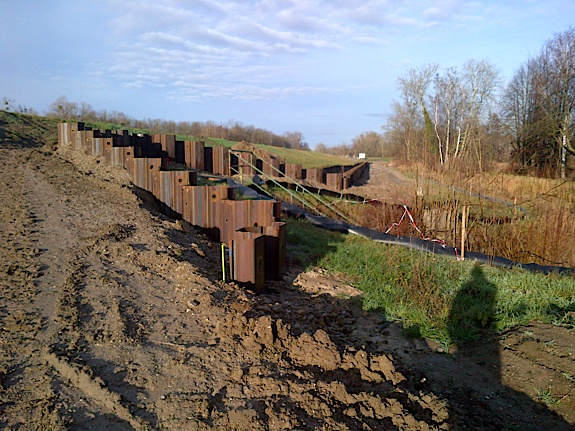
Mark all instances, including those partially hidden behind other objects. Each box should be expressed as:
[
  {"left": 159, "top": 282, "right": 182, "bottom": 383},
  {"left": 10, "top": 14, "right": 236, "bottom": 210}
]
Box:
[{"left": 1, "top": 138, "right": 574, "bottom": 430}]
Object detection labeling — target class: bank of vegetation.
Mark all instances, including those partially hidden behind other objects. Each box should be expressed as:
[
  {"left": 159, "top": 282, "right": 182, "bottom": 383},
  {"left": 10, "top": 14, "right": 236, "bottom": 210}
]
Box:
[{"left": 287, "top": 218, "right": 575, "bottom": 349}]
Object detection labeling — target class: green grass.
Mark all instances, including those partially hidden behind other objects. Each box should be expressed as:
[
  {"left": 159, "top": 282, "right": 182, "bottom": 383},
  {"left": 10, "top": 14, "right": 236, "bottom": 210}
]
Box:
[
  {"left": 256, "top": 144, "right": 354, "bottom": 169},
  {"left": 0, "top": 110, "right": 59, "bottom": 148},
  {"left": 286, "top": 218, "right": 575, "bottom": 347}
]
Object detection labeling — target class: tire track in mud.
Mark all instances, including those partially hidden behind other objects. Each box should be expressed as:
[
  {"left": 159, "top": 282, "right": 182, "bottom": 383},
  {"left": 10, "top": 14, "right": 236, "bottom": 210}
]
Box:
[
  {"left": 0, "top": 149, "right": 65, "bottom": 429},
  {"left": 0, "top": 148, "right": 156, "bottom": 429}
]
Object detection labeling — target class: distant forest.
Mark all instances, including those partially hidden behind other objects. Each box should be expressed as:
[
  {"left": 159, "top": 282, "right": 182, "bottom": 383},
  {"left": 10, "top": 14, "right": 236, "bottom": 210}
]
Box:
[{"left": 38, "top": 95, "right": 311, "bottom": 151}]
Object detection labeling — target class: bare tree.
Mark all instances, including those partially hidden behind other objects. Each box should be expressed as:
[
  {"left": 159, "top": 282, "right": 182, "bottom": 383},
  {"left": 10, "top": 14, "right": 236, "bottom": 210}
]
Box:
[
  {"left": 46, "top": 96, "right": 79, "bottom": 119},
  {"left": 282, "top": 131, "right": 309, "bottom": 150},
  {"left": 537, "top": 28, "right": 575, "bottom": 178},
  {"left": 351, "top": 131, "right": 385, "bottom": 157},
  {"left": 502, "top": 28, "right": 575, "bottom": 177},
  {"left": 430, "top": 60, "right": 499, "bottom": 170},
  {"left": 391, "top": 64, "right": 438, "bottom": 164}
]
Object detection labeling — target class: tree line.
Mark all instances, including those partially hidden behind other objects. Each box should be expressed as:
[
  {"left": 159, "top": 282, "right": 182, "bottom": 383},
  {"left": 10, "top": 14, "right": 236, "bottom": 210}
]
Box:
[
  {"left": 382, "top": 27, "right": 575, "bottom": 178},
  {"left": 44, "top": 96, "right": 310, "bottom": 151}
]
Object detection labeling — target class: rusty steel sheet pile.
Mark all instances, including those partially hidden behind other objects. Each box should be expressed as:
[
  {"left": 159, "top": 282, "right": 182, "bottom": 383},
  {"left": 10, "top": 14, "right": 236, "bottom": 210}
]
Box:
[
  {"left": 58, "top": 122, "right": 286, "bottom": 291},
  {"left": 184, "top": 140, "right": 205, "bottom": 170},
  {"left": 326, "top": 172, "right": 344, "bottom": 191},
  {"left": 231, "top": 230, "right": 266, "bottom": 293},
  {"left": 284, "top": 162, "right": 303, "bottom": 180},
  {"left": 304, "top": 168, "right": 325, "bottom": 184}
]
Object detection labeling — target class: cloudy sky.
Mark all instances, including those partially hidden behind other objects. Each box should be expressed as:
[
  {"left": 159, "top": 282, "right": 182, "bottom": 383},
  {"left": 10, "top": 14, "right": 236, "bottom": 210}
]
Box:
[{"left": 1, "top": 1, "right": 573, "bottom": 147}]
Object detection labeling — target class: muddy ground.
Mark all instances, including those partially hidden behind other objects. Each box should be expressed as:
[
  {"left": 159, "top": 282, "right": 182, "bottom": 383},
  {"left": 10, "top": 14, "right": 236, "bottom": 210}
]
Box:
[{"left": 0, "top": 130, "right": 574, "bottom": 430}]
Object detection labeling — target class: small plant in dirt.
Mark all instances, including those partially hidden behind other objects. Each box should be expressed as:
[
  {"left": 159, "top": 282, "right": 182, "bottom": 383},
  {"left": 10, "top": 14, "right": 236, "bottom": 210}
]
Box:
[{"left": 533, "top": 386, "right": 560, "bottom": 407}]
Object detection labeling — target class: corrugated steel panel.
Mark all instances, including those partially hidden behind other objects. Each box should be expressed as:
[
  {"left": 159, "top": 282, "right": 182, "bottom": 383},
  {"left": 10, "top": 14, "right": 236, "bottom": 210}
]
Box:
[
  {"left": 326, "top": 172, "right": 343, "bottom": 190},
  {"left": 219, "top": 200, "right": 280, "bottom": 244},
  {"left": 122, "top": 147, "right": 138, "bottom": 174},
  {"left": 58, "top": 123, "right": 71, "bottom": 148},
  {"left": 154, "top": 134, "right": 176, "bottom": 159},
  {"left": 118, "top": 130, "right": 133, "bottom": 147},
  {"left": 156, "top": 170, "right": 198, "bottom": 213},
  {"left": 304, "top": 168, "right": 323, "bottom": 183},
  {"left": 106, "top": 146, "right": 124, "bottom": 167},
  {"left": 180, "top": 184, "right": 232, "bottom": 232},
  {"left": 130, "top": 157, "right": 164, "bottom": 192},
  {"left": 91, "top": 138, "right": 104, "bottom": 156},
  {"left": 232, "top": 231, "right": 266, "bottom": 293},
  {"left": 262, "top": 157, "right": 280, "bottom": 177},
  {"left": 172, "top": 171, "right": 197, "bottom": 216},
  {"left": 212, "top": 147, "right": 230, "bottom": 176},
  {"left": 147, "top": 159, "right": 164, "bottom": 196},
  {"left": 158, "top": 171, "right": 174, "bottom": 206},
  {"left": 132, "top": 158, "right": 147, "bottom": 189},
  {"left": 220, "top": 200, "right": 244, "bottom": 244},
  {"left": 175, "top": 140, "right": 185, "bottom": 164},
  {"left": 285, "top": 163, "right": 303, "bottom": 180},
  {"left": 82, "top": 130, "right": 94, "bottom": 154},
  {"left": 74, "top": 131, "right": 84, "bottom": 151},
  {"left": 263, "top": 222, "right": 286, "bottom": 280},
  {"left": 237, "top": 152, "right": 255, "bottom": 176},
  {"left": 342, "top": 162, "right": 368, "bottom": 189},
  {"left": 185, "top": 141, "right": 205, "bottom": 171}
]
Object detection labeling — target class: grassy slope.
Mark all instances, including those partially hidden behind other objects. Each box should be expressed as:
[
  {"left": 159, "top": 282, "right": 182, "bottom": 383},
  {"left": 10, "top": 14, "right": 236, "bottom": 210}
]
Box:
[
  {"left": 287, "top": 219, "right": 575, "bottom": 348},
  {"left": 0, "top": 110, "right": 59, "bottom": 148}
]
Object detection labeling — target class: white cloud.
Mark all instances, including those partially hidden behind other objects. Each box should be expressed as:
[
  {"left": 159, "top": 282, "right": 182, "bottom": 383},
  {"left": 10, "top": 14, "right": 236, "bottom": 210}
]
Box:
[{"left": 97, "top": 0, "right": 570, "bottom": 105}]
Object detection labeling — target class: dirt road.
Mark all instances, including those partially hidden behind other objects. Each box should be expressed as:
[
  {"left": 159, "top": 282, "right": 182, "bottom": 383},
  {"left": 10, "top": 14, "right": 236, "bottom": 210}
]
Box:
[{"left": 0, "top": 134, "right": 574, "bottom": 429}]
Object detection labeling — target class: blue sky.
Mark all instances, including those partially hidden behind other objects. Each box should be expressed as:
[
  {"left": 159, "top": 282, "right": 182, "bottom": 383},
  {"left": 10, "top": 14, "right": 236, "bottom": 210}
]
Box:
[{"left": 1, "top": 1, "right": 573, "bottom": 148}]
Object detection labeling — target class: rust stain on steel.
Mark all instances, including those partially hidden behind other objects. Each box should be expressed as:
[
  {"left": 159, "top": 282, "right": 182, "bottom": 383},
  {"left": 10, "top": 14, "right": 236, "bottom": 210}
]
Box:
[
  {"left": 154, "top": 134, "right": 176, "bottom": 159},
  {"left": 305, "top": 168, "right": 324, "bottom": 183},
  {"left": 212, "top": 147, "right": 230, "bottom": 176},
  {"left": 326, "top": 172, "right": 343, "bottom": 191},
  {"left": 172, "top": 171, "right": 197, "bottom": 216},
  {"left": 232, "top": 231, "right": 266, "bottom": 293},
  {"left": 122, "top": 147, "right": 137, "bottom": 175},
  {"left": 284, "top": 163, "right": 303, "bottom": 180},
  {"left": 262, "top": 157, "right": 280, "bottom": 177},
  {"left": 184, "top": 141, "right": 205, "bottom": 170}
]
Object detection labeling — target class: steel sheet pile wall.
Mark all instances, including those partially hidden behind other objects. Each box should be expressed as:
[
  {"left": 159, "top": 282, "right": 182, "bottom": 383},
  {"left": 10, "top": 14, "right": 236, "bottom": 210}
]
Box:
[
  {"left": 343, "top": 162, "right": 368, "bottom": 189},
  {"left": 326, "top": 172, "right": 344, "bottom": 190},
  {"left": 229, "top": 149, "right": 368, "bottom": 191},
  {"left": 211, "top": 147, "right": 230, "bottom": 176},
  {"left": 184, "top": 141, "right": 204, "bottom": 170},
  {"left": 284, "top": 163, "right": 303, "bottom": 180},
  {"left": 58, "top": 122, "right": 285, "bottom": 291}
]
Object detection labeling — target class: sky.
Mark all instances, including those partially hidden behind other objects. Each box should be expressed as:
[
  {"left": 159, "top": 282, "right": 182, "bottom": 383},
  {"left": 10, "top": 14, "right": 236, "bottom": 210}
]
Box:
[{"left": 1, "top": 1, "right": 574, "bottom": 148}]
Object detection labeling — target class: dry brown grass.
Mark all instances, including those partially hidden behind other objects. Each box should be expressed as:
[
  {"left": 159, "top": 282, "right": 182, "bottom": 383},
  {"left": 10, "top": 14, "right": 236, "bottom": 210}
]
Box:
[{"left": 387, "top": 163, "right": 575, "bottom": 268}]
